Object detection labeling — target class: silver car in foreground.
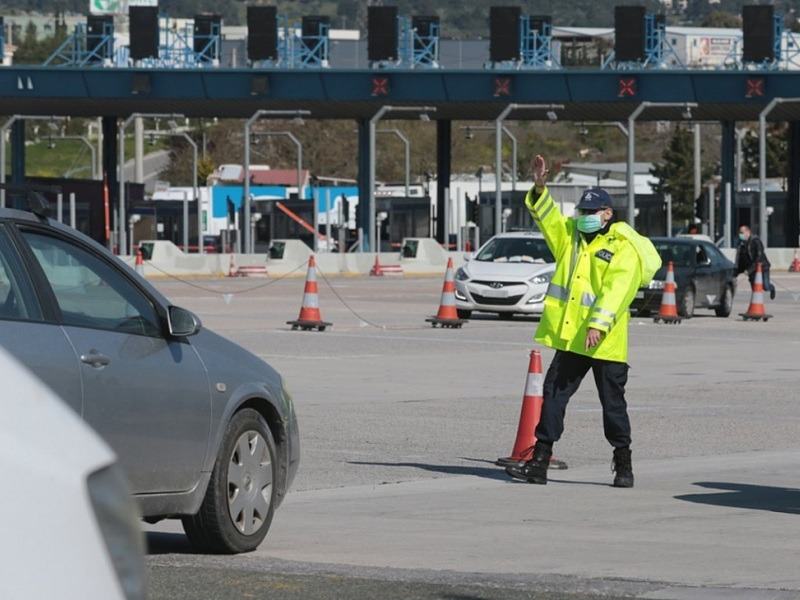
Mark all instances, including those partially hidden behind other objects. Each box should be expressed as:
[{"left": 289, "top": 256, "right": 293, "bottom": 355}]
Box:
[
  {"left": 0, "top": 206, "right": 299, "bottom": 554},
  {"left": 454, "top": 232, "right": 555, "bottom": 319}
]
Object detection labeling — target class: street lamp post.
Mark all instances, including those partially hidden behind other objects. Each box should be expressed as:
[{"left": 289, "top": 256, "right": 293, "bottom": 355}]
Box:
[
  {"left": 494, "top": 104, "right": 564, "bottom": 235},
  {"left": 627, "top": 102, "right": 697, "bottom": 227},
  {"left": 462, "top": 125, "right": 518, "bottom": 193},
  {"left": 250, "top": 130, "right": 304, "bottom": 253},
  {"left": 369, "top": 106, "right": 436, "bottom": 252},
  {"left": 119, "top": 113, "right": 184, "bottom": 255},
  {"left": 244, "top": 110, "right": 310, "bottom": 254},
  {"left": 1, "top": 115, "right": 66, "bottom": 208},
  {"left": 377, "top": 128, "right": 411, "bottom": 197},
  {"left": 145, "top": 127, "right": 199, "bottom": 255},
  {"left": 758, "top": 98, "right": 800, "bottom": 247}
]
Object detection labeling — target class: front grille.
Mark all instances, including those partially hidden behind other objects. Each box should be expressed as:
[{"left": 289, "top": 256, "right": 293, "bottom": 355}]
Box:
[
  {"left": 472, "top": 280, "right": 516, "bottom": 288},
  {"left": 471, "top": 293, "right": 524, "bottom": 306}
]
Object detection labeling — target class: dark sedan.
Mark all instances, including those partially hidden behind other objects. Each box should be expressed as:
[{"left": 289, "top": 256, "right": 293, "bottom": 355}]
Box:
[{"left": 631, "top": 237, "right": 737, "bottom": 318}]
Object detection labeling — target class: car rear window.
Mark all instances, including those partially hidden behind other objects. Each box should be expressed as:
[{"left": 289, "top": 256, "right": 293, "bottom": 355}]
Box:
[{"left": 653, "top": 242, "right": 695, "bottom": 268}]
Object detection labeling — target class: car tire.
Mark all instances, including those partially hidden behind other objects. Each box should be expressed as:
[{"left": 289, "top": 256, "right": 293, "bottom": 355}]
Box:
[
  {"left": 679, "top": 286, "right": 695, "bottom": 319},
  {"left": 498, "top": 312, "right": 514, "bottom": 320},
  {"left": 714, "top": 285, "right": 733, "bottom": 318},
  {"left": 182, "top": 408, "right": 277, "bottom": 554},
  {"left": 456, "top": 309, "right": 472, "bottom": 319}
]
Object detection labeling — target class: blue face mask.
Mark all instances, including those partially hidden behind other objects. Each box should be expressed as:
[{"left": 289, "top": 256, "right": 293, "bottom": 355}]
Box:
[
  {"left": 577, "top": 213, "right": 603, "bottom": 233},
  {"left": 738, "top": 233, "right": 747, "bottom": 241}
]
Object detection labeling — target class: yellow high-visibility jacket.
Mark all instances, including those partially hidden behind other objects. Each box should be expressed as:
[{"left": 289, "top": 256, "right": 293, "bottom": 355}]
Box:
[{"left": 526, "top": 186, "right": 661, "bottom": 363}]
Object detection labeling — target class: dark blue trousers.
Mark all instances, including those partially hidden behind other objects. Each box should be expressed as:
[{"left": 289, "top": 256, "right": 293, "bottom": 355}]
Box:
[{"left": 535, "top": 350, "right": 632, "bottom": 449}]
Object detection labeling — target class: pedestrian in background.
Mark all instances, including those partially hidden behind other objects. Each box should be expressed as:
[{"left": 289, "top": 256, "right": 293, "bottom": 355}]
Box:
[
  {"left": 507, "top": 155, "right": 661, "bottom": 488},
  {"left": 736, "top": 225, "right": 776, "bottom": 300}
]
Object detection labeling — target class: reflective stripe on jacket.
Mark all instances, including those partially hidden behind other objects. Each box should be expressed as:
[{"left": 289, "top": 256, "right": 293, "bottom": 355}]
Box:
[{"left": 526, "top": 186, "right": 646, "bottom": 363}]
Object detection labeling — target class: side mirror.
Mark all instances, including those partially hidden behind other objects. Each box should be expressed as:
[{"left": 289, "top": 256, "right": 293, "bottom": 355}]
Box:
[
  {"left": 168, "top": 306, "right": 201, "bottom": 337},
  {"left": 464, "top": 252, "right": 475, "bottom": 261}
]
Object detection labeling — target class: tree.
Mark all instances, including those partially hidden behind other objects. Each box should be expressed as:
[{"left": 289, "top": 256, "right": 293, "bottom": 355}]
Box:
[
  {"left": 702, "top": 10, "right": 741, "bottom": 28},
  {"left": 650, "top": 126, "right": 714, "bottom": 222},
  {"left": 741, "top": 125, "right": 788, "bottom": 181},
  {"left": 12, "top": 18, "right": 69, "bottom": 65}
]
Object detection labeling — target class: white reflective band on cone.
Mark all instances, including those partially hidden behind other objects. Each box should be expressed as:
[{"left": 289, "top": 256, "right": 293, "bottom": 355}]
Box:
[
  {"left": 302, "top": 294, "right": 319, "bottom": 308},
  {"left": 440, "top": 293, "right": 456, "bottom": 306},
  {"left": 524, "top": 373, "right": 544, "bottom": 397},
  {"left": 662, "top": 292, "right": 676, "bottom": 304}
]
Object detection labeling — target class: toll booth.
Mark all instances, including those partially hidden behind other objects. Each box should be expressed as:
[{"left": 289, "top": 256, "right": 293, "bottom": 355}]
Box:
[
  {"left": 376, "top": 196, "right": 431, "bottom": 252},
  {"left": 27, "top": 177, "right": 144, "bottom": 248},
  {"left": 129, "top": 199, "right": 200, "bottom": 252},
  {"left": 253, "top": 199, "right": 315, "bottom": 252}
]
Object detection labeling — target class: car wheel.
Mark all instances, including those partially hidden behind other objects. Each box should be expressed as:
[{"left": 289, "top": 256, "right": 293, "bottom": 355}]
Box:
[
  {"left": 679, "top": 286, "right": 695, "bottom": 319},
  {"left": 498, "top": 312, "right": 514, "bottom": 320},
  {"left": 714, "top": 285, "right": 733, "bottom": 318},
  {"left": 182, "top": 408, "right": 277, "bottom": 554},
  {"left": 456, "top": 309, "right": 472, "bottom": 319}
]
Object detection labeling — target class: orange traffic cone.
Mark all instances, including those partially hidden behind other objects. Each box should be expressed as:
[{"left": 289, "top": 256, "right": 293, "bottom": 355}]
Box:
[
  {"left": 425, "top": 258, "right": 466, "bottom": 328},
  {"left": 653, "top": 261, "right": 682, "bottom": 324},
  {"left": 497, "top": 350, "right": 568, "bottom": 470},
  {"left": 740, "top": 263, "right": 772, "bottom": 322},
  {"left": 369, "top": 255, "right": 384, "bottom": 277},
  {"left": 789, "top": 249, "right": 800, "bottom": 272},
  {"left": 135, "top": 247, "right": 145, "bottom": 276},
  {"left": 228, "top": 255, "right": 238, "bottom": 278},
  {"left": 287, "top": 255, "right": 332, "bottom": 331}
]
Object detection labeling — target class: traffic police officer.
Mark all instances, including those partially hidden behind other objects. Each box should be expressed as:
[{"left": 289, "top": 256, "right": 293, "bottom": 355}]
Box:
[{"left": 508, "top": 155, "right": 661, "bottom": 487}]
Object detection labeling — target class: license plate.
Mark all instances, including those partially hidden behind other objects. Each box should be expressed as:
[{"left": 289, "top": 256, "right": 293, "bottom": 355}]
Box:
[
  {"left": 475, "top": 286, "right": 509, "bottom": 299},
  {"left": 635, "top": 291, "right": 645, "bottom": 299}
]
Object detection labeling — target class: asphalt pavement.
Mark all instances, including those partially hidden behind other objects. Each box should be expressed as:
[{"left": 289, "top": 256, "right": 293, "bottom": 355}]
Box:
[{"left": 146, "top": 271, "right": 800, "bottom": 599}]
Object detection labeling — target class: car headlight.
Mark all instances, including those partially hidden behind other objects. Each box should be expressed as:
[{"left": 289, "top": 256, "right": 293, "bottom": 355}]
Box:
[
  {"left": 648, "top": 280, "right": 665, "bottom": 290},
  {"left": 529, "top": 272, "right": 551, "bottom": 284},
  {"left": 87, "top": 466, "right": 146, "bottom": 600},
  {"left": 455, "top": 267, "right": 469, "bottom": 281}
]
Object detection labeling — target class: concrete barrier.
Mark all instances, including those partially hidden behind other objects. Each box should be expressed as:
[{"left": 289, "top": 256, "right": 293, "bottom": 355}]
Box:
[
  {"left": 121, "top": 239, "right": 800, "bottom": 278},
  {"left": 721, "top": 247, "right": 799, "bottom": 270}
]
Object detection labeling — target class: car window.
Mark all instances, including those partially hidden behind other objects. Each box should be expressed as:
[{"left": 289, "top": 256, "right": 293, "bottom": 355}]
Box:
[
  {"left": 704, "top": 243, "right": 725, "bottom": 265},
  {"left": 653, "top": 242, "right": 695, "bottom": 267},
  {"left": 696, "top": 245, "right": 710, "bottom": 266},
  {"left": 0, "top": 227, "right": 42, "bottom": 322},
  {"left": 21, "top": 231, "right": 162, "bottom": 337},
  {"left": 476, "top": 237, "right": 554, "bottom": 263}
]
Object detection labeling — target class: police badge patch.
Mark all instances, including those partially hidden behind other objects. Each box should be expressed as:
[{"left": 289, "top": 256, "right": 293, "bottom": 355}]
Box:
[{"left": 595, "top": 249, "right": 614, "bottom": 262}]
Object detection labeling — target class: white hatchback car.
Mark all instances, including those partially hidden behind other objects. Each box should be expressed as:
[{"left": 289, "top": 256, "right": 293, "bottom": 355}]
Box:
[
  {"left": 0, "top": 347, "right": 145, "bottom": 600},
  {"left": 454, "top": 232, "right": 555, "bottom": 319}
]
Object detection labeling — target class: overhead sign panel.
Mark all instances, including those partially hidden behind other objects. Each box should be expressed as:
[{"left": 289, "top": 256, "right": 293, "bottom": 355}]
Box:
[{"left": 90, "top": 0, "right": 157, "bottom": 15}]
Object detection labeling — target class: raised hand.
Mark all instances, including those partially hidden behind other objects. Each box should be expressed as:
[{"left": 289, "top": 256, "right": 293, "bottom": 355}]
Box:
[{"left": 532, "top": 154, "right": 549, "bottom": 189}]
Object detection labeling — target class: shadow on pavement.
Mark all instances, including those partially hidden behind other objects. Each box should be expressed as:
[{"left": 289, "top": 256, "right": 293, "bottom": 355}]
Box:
[
  {"left": 675, "top": 482, "right": 800, "bottom": 514},
  {"left": 347, "top": 460, "right": 513, "bottom": 482},
  {"left": 146, "top": 531, "right": 195, "bottom": 555}
]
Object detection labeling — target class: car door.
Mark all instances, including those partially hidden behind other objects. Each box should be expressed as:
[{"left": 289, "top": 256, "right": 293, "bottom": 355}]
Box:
[
  {"left": 0, "top": 224, "right": 83, "bottom": 415},
  {"left": 18, "top": 226, "right": 212, "bottom": 494},
  {"left": 704, "top": 243, "right": 728, "bottom": 302},
  {"left": 693, "top": 244, "right": 716, "bottom": 306}
]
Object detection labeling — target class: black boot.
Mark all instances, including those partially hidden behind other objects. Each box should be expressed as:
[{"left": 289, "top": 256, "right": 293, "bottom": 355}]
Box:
[
  {"left": 612, "top": 447, "right": 634, "bottom": 488},
  {"left": 505, "top": 442, "right": 552, "bottom": 484}
]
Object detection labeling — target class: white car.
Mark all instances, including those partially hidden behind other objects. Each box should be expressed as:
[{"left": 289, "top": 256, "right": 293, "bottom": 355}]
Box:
[
  {"left": 0, "top": 347, "right": 146, "bottom": 600},
  {"left": 454, "top": 232, "right": 555, "bottom": 319}
]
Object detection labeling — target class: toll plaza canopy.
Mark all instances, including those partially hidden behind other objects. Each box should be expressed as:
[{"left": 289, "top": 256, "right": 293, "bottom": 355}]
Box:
[{"left": 2, "top": 67, "right": 800, "bottom": 121}]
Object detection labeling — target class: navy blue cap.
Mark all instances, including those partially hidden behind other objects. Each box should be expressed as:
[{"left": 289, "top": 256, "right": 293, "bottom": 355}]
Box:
[{"left": 576, "top": 187, "right": 612, "bottom": 211}]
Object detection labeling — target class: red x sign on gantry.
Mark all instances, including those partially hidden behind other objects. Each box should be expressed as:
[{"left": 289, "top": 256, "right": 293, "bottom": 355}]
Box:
[
  {"left": 494, "top": 77, "right": 511, "bottom": 97},
  {"left": 618, "top": 77, "right": 637, "bottom": 98},
  {"left": 745, "top": 78, "right": 765, "bottom": 98},
  {"left": 371, "top": 77, "right": 389, "bottom": 96}
]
